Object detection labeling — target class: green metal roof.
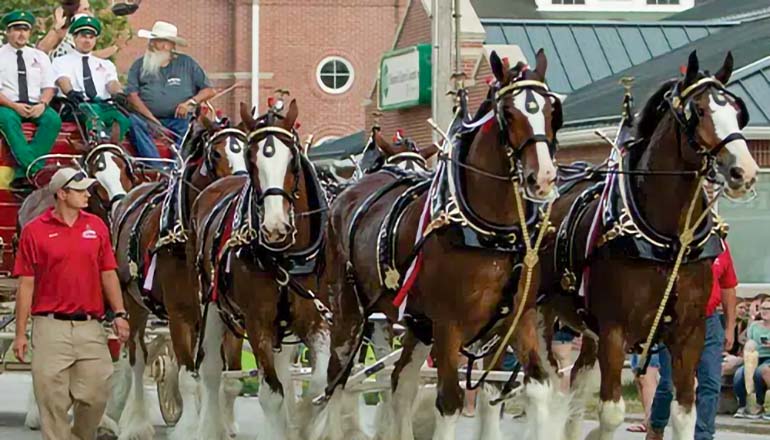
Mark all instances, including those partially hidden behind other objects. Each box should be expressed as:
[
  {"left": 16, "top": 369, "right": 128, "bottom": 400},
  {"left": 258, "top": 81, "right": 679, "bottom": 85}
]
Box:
[
  {"left": 561, "top": 16, "right": 770, "bottom": 128},
  {"left": 482, "top": 19, "right": 737, "bottom": 94},
  {"left": 307, "top": 131, "right": 366, "bottom": 161},
  {"left": 725, "top": 57, "right": 770, "bottom": 126}
]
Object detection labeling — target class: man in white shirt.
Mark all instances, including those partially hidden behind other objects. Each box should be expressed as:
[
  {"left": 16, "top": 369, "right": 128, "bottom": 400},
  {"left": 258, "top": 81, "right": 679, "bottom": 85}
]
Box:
[
  {"left": 53, "top": 16, "right": 130, "bottom": 141},
  {"left": 0, "top": 10, "right": 61, "bottom": 183}
]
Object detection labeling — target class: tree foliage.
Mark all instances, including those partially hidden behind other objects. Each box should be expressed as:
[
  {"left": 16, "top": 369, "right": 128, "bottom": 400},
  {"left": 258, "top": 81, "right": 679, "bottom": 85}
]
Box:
[{"left": 1, "top": 1, "right": 131, "bottom": 51}]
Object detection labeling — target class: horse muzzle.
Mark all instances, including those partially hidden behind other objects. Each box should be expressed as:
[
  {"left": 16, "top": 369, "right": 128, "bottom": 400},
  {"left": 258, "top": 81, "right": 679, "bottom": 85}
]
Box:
[{"left": 259, "top": 221, "right": 296, "bottom": 250}]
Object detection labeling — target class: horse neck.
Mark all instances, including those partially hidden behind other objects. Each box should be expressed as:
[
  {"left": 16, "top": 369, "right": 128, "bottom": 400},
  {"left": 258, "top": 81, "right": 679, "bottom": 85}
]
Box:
[
  {"left": 184, "top": 163, "right": 213, "bottom": 223},
  {"left": 633, "top": 116, "right": 705, "bottom": 236},
  {"left": 464, "top": 123, "right": 523, "bottom": 225},
  {"left": 290, "top": 171, "right": 313, "bottom": 250}
]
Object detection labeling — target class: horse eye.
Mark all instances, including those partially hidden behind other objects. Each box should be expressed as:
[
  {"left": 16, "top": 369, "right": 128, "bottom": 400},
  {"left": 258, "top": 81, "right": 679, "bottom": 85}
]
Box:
[
  {"left": 697, "top": 107, "right": 705, "bottom": 117},
  {"left": 211, "top": 150, "right": 222, "bottom": 159}
]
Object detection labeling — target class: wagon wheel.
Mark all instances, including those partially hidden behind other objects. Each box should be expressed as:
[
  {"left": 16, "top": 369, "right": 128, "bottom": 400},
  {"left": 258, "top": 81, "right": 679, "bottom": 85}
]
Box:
[{"left": 152, "top": 347, "right": 182, "bottom": 426}]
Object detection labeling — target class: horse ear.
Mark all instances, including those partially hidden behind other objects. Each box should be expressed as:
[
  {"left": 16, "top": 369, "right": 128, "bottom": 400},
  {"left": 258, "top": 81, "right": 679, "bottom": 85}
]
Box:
[
  {"left": 715, "top": 51, "right": 734, "bottom": 84},
  {"left": 281, "top": 99, "right": 299, "bottom": 130},
  {"left": 374, "top": 130, "right": 390, "bottom": 149},
  {"left": 684, "top": 50, "right": 699, "bottom": 86},
  {"left": 374, "top": 131, "right": 394, "bottom": 154},
  {"left": 534, "top": 48, "right": 548, "bottom": 80},
  {"left": 240, "top": 102, "right": 256, "bottom": 130},
  {"left": 490, "top": 51, "right": 506, "bottom": 83}
]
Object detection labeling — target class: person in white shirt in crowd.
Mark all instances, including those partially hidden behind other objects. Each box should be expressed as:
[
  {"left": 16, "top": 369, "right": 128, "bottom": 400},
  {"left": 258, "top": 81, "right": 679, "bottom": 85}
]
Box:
[
  {"left": 52, "top": 15, "right": 130, "bottom": 141},
  {"left": 0, "top": 10, "right": 61, "bottom": 187}
]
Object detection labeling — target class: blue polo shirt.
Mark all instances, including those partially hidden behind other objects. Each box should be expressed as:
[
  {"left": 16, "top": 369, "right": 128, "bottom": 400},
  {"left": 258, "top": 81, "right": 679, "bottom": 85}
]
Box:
[{"left": 126, "top": 53, "right": 211, "bottom": 118}]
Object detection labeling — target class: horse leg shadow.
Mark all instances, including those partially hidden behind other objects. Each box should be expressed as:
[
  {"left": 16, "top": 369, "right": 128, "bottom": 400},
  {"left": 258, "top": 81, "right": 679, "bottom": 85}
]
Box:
[
  {"left": 585, "top": 324, "right": 625, "bottom": 440},
  {"left": 371, "top": 330, "right": 431, "bottom": 440},
  {"left": 118, "top": 294, "right": 154, "bottom": 440}
]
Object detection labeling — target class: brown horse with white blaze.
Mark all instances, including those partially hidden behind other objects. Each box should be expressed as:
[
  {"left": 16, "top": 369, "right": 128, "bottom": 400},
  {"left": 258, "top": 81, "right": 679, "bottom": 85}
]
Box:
[
  {"left": 318, "top": 50, "right": 565, "bottom": 440},
  {"left": 190, "top": 99, "right": 333, "bottom": 440},
  {"left": 111, "top": 114, "right": 248, "bottom": 440},
  {"left": 539, "top": 51, "right": 759, "bottom": 440}
]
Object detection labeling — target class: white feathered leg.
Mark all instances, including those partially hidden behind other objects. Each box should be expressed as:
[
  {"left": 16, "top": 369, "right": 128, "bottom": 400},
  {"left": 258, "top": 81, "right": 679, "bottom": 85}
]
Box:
[
  {"left": 118, "top": 334, "right": 154, "bottom": 440},
  {"left": 375, "top": 341, "right": 431, "bottom": 440},
  {"left": 170, "top": 366, "right": 200, "bottom": 440},
  {"left": 671, "top": 401, "right": 696, "bottom": 440},
  {"left": 476, "top": 384, "right": 502, "bottom": 440},
  {"left": 220, "top": 376, "right": 242, "bottom": 439},
  {"left": 197, "top": 303, "right": 227, "bottom": 439},
  {"left": 258, "top": 344, "right": 296, "bottom": 440},
  {"left": 584, "top": 398, "right": 625, "bottom": 440},
  {"left": 565, "top": 365, "right": 596, "bottom": 440}
]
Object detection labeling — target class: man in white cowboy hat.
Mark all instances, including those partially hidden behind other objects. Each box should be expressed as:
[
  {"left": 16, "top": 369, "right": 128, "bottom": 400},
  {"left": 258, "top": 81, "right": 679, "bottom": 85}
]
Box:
[{"left": 126, "top": 20, "right": 214, "bottom": 161}]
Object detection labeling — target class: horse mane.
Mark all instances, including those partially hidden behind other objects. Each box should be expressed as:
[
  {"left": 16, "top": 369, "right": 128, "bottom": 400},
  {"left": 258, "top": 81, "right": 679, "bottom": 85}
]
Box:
[{"left": 634, "top": 78, "right": 678, "bottom": 142}]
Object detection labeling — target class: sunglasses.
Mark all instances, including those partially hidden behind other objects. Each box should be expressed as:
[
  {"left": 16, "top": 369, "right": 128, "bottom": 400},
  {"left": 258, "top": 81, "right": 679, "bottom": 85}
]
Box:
[{"left": 62, "top": 171, "right": 87, "bottom": 189}]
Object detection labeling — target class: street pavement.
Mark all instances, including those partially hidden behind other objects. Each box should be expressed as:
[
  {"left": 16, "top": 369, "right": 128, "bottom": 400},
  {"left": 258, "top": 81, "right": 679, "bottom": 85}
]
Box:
[{"left": 0, "top": 372, "right": 768, "bottom": 439}]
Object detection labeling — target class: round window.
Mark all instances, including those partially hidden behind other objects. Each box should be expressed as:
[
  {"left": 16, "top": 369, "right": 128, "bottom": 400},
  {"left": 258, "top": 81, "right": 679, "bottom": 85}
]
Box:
[{"left": 316, "top": 57, "right": 354, "bottom": 94}]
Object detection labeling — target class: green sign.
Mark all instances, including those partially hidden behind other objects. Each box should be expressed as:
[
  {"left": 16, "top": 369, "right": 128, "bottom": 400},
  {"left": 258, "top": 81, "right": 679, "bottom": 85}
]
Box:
[{"left": 379, "top": 44, "right": 432, "bottom": 111}]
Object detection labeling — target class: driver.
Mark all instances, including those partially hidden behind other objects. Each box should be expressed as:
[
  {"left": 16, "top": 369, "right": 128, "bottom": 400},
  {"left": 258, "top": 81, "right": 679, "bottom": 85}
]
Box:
[{"left": 53, "top": 16, "right": 130, "bottom": 141}]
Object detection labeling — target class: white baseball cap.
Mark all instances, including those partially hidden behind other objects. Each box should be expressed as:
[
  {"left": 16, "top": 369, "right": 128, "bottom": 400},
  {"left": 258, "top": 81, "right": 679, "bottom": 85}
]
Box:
[{"left": 49, "top": 168, "right": 96, "bottom": 193}]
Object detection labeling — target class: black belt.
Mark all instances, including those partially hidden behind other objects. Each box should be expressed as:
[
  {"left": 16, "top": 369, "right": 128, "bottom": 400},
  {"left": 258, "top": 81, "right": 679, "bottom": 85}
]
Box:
[{"left": 33, "top": 312, "right": 99, "bottom": 321}]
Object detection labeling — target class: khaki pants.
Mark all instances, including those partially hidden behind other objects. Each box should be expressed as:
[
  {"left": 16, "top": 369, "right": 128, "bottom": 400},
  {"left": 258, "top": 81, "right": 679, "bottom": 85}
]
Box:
[{"left": 31, "top": 316, "right": 114, "bottom": 440}]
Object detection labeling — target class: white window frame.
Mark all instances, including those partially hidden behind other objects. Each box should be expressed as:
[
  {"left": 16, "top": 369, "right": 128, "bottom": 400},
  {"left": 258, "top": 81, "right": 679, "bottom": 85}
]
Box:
[
  {"left": 316, "top": 56, "right": 355, "bottom": 95},
  {"left": 536, "top": 0, "right": 692, "bottom": 12}
]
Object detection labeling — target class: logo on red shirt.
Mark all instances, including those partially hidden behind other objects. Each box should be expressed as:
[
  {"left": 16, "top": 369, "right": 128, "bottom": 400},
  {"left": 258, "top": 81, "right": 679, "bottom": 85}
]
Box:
[{"left": 82, "top": 225, "right": 97, "bottom": 239}]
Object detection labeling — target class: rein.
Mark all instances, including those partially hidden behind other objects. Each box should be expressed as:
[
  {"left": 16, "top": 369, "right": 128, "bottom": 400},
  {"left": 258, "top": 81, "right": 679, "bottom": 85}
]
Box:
[
  {"left": 467, "top": 181, "right": 554, "bottom": 390},
  {"left": 438, "top": 153, "right": 512, "bottom": 182},
  {"left": 635, "top": 172, "right": 721, "bottom": 373}
]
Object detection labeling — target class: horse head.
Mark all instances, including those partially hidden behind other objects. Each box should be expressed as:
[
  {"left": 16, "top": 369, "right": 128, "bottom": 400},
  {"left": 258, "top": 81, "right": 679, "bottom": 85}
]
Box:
[
  {"left": 83, "top": 142, "right": 137, "bottom": 217},
  {"left": 196, "top": 112, "right": 248, "bottom": 178},
  {"left": 241, "top": 99, "right": 302, "bottom": 250},
  {"left": 666, "top": 51, "right": 759, "bottom": 199},
  {"left": 488, "top": 49, "right": 561, "bottom": 201}
]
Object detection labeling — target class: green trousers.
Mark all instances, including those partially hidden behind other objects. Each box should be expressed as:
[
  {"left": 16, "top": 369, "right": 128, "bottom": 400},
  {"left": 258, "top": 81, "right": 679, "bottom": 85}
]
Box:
[
  {"left": 78, "top": 102, "right": 131, "bottom": 142},
  {"left": 0, "top": 106, "right": 62, "bottom": 179}
]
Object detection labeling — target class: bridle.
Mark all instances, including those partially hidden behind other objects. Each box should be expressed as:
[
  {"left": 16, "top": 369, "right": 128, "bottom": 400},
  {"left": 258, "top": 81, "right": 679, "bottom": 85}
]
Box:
[
  {"left": 245, "top": 121, "right": 303, "bottom": 251},
  {"left": 493, "top": 78, "right": 562, "bottom": 182},
  {"left": 200, "top": 127, "right": 248, "bottom": 177},
  {"left": 664, "top": 77, "right": 749, "bottom": 171},
  {"left": 84, "top": 143, "right": 136, "bottom": 213}
]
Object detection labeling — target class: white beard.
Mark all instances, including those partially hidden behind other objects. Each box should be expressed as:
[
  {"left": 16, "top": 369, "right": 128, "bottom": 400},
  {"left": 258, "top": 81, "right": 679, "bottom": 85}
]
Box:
[{"left": 141, "top": 50, "right": 171, "bottom": 78}]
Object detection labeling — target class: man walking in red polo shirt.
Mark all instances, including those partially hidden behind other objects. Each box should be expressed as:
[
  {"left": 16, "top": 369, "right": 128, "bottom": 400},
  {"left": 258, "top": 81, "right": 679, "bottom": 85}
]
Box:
[{"left": 12, "top": 167, "right": 130, "bottom": 440}]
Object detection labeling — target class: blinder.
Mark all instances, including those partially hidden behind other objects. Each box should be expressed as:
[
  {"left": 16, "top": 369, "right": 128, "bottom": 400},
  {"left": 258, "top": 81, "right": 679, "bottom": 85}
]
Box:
[
  {"left": 246, "top": 124, "right": 303, "bottom": 202},
  {"left": 203, "top": 128, "right": 247, "bottom": 178},
  {"left": 493, "top": 80, "right": 562, "bottom": 163},
  {"left": 84, "top": 144, "right": 136, "bottom": 181},
  {"left": 666, "top": 77, "right": 749, "bottom": 156}
]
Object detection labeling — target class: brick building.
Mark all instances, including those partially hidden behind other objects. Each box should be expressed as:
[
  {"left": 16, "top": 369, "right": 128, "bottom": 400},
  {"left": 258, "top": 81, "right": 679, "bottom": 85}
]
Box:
[{"left": 119, "top": 0, "right": 407, "bottom": 141}]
